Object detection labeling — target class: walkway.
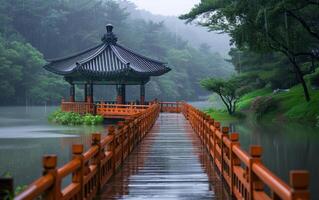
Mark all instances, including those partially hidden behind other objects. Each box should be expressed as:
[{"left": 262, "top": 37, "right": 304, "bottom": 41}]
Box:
[{"left": 99, "top": 113, "right": 229, "bottom": 199}]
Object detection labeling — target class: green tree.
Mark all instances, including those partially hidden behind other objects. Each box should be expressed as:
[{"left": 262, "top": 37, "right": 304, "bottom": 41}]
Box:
[
  {"left": 180, "top": 0, "right": 319, "bottom": 101},
  {"left": 201, "top": 78, "right": 239, "bottom": 115}
]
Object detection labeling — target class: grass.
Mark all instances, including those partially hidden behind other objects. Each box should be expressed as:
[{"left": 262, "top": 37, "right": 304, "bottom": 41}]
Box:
[
  {"left": 237, "top": 84, "right": 319, "bottom": 122},
  {"left": 204, "top": 108, "right": 244, "bottom": 122},
  {"left": 237, "top": 88, "right": 272, "bottom": 110},
  {"left": 205, "top": 82, "right": 319, "bottom": 123}
]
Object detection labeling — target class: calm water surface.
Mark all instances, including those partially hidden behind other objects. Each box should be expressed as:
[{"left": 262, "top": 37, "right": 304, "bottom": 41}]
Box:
[
  {"left": 0, "top": 106, "right": 107, "bottom": 187},
  {"left": 0, "top": 103, "right": 318, "bottom": 198}
]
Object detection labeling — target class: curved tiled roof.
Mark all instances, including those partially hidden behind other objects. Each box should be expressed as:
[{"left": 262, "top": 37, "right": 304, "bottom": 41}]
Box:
[{"left": 43, "top": 25, "right": 170, "bottom": 79}]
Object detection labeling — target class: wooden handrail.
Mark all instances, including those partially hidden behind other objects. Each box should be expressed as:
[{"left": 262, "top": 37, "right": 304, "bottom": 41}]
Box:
[
  {"left": 14, "top": 103, "right": 161, "bottom": 200},
  {"left": 181, "top": 102, "right": 310, "bottom": 200}
]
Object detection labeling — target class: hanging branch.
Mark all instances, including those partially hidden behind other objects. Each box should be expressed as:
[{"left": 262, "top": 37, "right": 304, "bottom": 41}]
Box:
[{"left": 286, "top": 10, "right": 319, "bottom": 41}]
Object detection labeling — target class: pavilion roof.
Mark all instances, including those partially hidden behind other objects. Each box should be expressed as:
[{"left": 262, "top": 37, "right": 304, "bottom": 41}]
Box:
[{"left": 44, "top": 25, "right": 170, "bottom": 81}]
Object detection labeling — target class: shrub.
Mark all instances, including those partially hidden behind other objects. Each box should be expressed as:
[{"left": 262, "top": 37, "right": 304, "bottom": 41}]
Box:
[
  {"left": 250, "top": 96, "right": 277, "bottom": 119},
  {"left": 317, "top": 116, "right": 319, "bottom": 127},
  {"left": 49, "top": 110, "right": 103, "bottom": 125}
]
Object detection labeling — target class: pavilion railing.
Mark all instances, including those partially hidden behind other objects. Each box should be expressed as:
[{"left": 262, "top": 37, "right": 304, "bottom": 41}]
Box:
[
  {"left": 96, "top": 103, "right": 150, "bottom": 118},
  {"left": 159, "top": 101, "right": 182, "bottom": 113},
  {"left": 61, "top": 101, "right": 95, "bottom": 115},
  {"left": 181, "top": 102, "right": 309, "bottom": 200},
  {"left": 13, "top": 103, "right": 160, "bottom": 200}
]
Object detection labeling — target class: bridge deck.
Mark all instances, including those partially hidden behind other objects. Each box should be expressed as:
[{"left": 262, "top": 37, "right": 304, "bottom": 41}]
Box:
[{"left": 99, "top": 113, "right": 228, "bottom": 200}]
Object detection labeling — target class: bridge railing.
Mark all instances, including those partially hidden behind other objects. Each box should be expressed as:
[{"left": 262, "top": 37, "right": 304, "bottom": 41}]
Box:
[
  {"left": 159, "top": 101, "right": 182, "bottom": 113},
  {"left": 182, "top": 103, "right": 309, "bottom": 200},
  {"left": 13, "top": 104, "right": 160, "bottom": 200}
]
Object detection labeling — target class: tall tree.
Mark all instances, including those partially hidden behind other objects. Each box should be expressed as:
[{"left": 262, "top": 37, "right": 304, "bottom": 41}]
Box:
[{"left": 180, "top": 0, "right": 319, "bottom": 101}]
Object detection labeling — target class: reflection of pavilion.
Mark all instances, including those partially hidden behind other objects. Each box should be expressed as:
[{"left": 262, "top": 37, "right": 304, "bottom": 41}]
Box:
[{"left": 44, "top": 24, "right": 170, "bottom": 118}]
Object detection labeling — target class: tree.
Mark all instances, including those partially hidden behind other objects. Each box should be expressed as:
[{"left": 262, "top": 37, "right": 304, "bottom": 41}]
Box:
[
  {"left": 180, "top": 0, "right": 319, "bottom": 101},
  {"left": 200, "top": 78, "right": 239, "bottom": 115}
]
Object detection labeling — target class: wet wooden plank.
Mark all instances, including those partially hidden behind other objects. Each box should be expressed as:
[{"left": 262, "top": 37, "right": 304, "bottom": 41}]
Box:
[{"left": 99, "top": 113, "right": 230, "bottom": 200}]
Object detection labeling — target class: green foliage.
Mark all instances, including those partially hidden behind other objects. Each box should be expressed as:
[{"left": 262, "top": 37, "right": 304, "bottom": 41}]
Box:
[
  {"left": 237, "top": 88, "right": 272, "bottom": 110},
  {"left": 250, "top": 96, "right": 277, "bottom": 120},
  {"left": 237, "top": 84, "right": 319, "bottom": 122},
  {"left": 49, "top": 110, "right": 103, "bottom": 125},
  {"left": 201, "top": 78, "right": 239, "bottom": 114},
  {"left": 181, "top": 0, "right": 319, "bottom": 101}
]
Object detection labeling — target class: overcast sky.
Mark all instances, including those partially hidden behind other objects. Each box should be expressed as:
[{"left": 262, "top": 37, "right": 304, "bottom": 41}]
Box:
[{"left": 128, "top": 0, "right": 200, "bottom": 16}]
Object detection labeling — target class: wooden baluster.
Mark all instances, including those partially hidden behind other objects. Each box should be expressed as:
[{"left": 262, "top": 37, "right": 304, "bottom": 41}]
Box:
[
  {"left": 72, "top": 144, "right": 84, "bottom": 199},
  {"left": 290, "top": 171, "right": 309, "bottom": 200},
  {"left": 42, "top": 155, "right": 60, "bottom": 200},
  {"left": 229, "top": 133, "right": 240, "bottom": 197},
  {"left": 117, "top": 122, "right": 124, "bottom": 167},
  {"left": 221, "top": 127, "right": 229, "bottom": 182},
  {"left": 92, "top": 133, "right": 101, "bottom": 192},
  {"left": 249, "top": 145, "right": 263, "bottom": 200},
  {"left": 208, "top": 118, "right": 214, "bottom": 156},
  {"left": 213, "top": 122, "right": 220, "bottom": 163},
  {"left": 108, "top": 126, "right": 116, "bottom": 174}
]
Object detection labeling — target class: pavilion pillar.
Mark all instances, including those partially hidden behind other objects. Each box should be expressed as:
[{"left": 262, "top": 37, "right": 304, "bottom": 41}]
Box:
[
  {"left": 70, "top": 83, "right": 75, "bottom": 102},
  {"left": 87, "top": 83, "right": 93, "bottom": 103},
  {"left": 84, "top": 84, "right": 88, "bottom": 102},
  {"left": 140, "top": 84, "right": 145, "bottom": 105},
  {"left": 116, "top": 85, "right": 122, "bottom": 104},
  {"left": 121, "top": 84, "right": 126, "bottom": 104}
]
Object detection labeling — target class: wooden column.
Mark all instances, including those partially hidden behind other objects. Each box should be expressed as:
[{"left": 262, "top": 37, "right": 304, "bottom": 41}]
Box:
[
  {"left": 87, "top": 83, "right": 93, "bottom": 103},
  {"left": 84, "top": 84, "right": 88, "bottom": 102},
  {"left": 140, "top": 84, "right": 145, "bottom": 105},
  {"left": 116, "top": 85, "right": 122, "bottom": 104},
  {"left": 70, "top": 83, "right": 75, "bottom": 102},
  {"left": 121, "top": 84, "right": 126, "bottom": 104}
]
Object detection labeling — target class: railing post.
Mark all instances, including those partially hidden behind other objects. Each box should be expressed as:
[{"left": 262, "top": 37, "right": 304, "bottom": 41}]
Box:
[
  {"left": 249, "top": 145, "right": 263, "bottom": 200},
  {"left": 208, "top": 118, "right": 214, "bottom": 156},
  {"left": 42, "top": 155, "right": 60, "bottom": 200},
  {"left": 92, "top": 133, "right": 102, "bottom": 191},
  {"left": 117, "top": 121, "right": 124, "bottom": 165},
  {"left": 0, "top": 177, "right": 13, "bottom": 199},
  {"left": 290, "top": 170, "right": 309, "bottom": 200},
  {"left": 108, "top": 126, "right": 116, "bottom": 174},
  {"left": 221, "top": 127, "right": 229, "bottom": 182},
  {"left": 72, "top": 144, "right": 84, "bottom": 199},
  {"left": 213, "top": 122, "right": 220, "bottom": 162},
  {"left": 229, "top": 133, "right": 239, "bottom": 197}
]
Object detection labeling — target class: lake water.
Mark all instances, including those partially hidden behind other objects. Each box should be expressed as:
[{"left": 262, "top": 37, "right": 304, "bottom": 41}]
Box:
[
  {"left": 0, "top": 103, "right": 318, "bottom": 198},
  {"left": 0, "top": 106, "right": 106, "bottom": 187}
]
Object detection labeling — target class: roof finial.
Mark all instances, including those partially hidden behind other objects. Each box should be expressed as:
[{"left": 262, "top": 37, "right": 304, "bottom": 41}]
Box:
[
  {"left": 106, "top": 24, "right": 113, "bottom": 33},
  {"left": 102, "top": 24, "right": 117, "bottom": 44}
]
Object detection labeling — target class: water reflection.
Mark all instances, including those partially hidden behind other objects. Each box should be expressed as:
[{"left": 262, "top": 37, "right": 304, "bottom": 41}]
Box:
[
  {"left": 0, "top": 106, "right": 106, "bottom": 187},
  {"left": 232, "top": 121, "right": 319, "bottom": 199}
]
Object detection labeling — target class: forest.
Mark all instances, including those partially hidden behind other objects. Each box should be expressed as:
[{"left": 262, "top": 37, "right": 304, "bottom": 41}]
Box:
[
  {"left": 0, "top": 0, "right": 233, "bottom": 105},
  {"left": 181, "top": 0, "right": 319, "bottom": 122}
]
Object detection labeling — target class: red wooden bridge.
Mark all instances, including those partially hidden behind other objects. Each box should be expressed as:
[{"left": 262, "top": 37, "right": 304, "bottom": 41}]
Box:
[{"left": 2, "top": 102, "right": 309, "bottom": 200}]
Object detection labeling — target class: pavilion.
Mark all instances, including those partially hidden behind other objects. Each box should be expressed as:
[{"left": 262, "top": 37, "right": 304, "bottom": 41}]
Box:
[{"left": 44, "top": 24, "right": 170, "bottom": 106}]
